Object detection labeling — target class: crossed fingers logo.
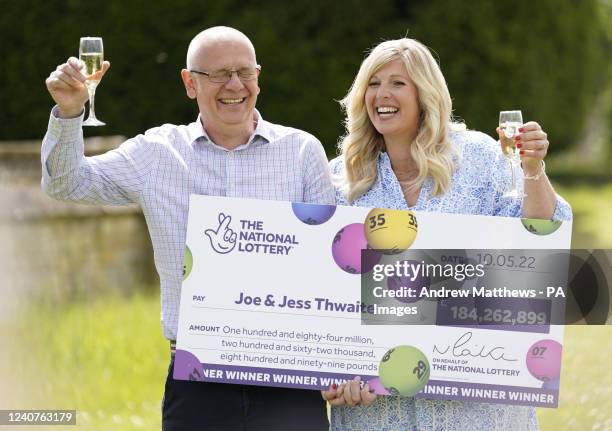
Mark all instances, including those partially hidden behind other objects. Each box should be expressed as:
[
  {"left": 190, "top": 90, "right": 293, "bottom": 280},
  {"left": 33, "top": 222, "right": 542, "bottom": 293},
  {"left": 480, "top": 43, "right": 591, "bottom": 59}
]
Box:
[{"left": 205, "top": 213, "right": 237, "bottom": 254}]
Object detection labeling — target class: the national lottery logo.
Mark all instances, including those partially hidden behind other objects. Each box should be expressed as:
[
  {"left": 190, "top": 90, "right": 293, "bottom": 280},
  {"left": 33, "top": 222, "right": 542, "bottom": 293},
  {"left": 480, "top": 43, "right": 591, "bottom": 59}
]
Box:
[
  {"left": 205, "top": 213, "right": 238, "bottom": 254},
  {"left": 205, "top": 212, "right": 299, "bottom": 255}
]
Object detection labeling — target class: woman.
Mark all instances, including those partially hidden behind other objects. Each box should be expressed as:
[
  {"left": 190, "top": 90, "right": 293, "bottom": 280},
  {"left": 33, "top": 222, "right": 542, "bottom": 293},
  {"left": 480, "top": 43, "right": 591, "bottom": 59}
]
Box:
[{"left": 322, "top": 38, "right": 571, "bottom": 430}]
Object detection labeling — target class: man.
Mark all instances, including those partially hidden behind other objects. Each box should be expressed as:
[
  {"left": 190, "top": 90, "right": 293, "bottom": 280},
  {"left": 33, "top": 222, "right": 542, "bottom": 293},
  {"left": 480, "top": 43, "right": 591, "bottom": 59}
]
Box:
[{"left": 43, "top": 26, "right": 333, "bottom": 430}]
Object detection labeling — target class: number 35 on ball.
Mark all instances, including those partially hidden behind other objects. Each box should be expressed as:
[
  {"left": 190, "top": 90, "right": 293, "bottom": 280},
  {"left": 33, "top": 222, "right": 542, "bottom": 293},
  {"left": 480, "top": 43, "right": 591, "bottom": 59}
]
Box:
[{"left": 365, "top": 208, "right": 418, "bottom": 253}]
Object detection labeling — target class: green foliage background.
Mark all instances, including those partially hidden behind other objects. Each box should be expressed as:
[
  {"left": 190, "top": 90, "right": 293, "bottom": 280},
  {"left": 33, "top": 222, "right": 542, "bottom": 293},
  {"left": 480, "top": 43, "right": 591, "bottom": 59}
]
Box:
[{"left": 0, "top": 0, "right": 608, "bottom": 155}]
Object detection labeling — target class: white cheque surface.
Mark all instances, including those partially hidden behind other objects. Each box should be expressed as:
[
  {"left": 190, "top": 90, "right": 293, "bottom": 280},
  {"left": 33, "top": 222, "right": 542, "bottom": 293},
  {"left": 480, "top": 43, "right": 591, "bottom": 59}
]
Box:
[{"left": 175, "top": 195, "right": 571, "bottom": 407}]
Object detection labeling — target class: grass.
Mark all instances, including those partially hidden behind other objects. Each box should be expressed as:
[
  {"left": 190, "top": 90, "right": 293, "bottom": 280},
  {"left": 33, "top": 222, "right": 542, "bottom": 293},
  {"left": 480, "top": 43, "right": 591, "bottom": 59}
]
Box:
[
  {"left": 537, "top": 326, "right": 612, "bottom": 430},
  {"left": 554, "top": 182, "right": 612, "bottom": 248},
  {"left": 0, "top": 293, "right": 168, "bottom": 431}
]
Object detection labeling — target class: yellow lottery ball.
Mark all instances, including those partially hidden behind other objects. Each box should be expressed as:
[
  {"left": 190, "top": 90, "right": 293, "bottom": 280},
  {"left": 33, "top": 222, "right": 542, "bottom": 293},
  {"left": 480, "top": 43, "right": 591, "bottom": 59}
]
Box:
[{"left": 365, "top": 208, "right": 418, "bottom": 253}]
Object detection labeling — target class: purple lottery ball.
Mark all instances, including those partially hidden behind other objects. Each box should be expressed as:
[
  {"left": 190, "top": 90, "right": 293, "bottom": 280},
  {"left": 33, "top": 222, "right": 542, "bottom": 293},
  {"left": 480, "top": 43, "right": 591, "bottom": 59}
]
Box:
[
  {"left": 292, "top": 202, "right": 336, "bottom": 225},
  {"left": 526, "top": 339, "right": 562, "bottom": 382},
  {"left": 367, "top": 377, "right": 390, "bottom": 395},
  {"left": 387, "top": 260, "right": 431, "bottom": 303},
  {"left": 332, "top": 223, "right": 381, "bottom": 274},
  {"left": 174, "top": 349, "right": 205, "bottom": 382}
]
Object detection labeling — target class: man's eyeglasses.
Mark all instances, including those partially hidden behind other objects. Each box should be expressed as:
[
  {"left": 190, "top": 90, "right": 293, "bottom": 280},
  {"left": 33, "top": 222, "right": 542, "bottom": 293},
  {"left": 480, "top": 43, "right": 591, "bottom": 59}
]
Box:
[{"left": 189, "top": 65, "right": 261, "bottom": 84}]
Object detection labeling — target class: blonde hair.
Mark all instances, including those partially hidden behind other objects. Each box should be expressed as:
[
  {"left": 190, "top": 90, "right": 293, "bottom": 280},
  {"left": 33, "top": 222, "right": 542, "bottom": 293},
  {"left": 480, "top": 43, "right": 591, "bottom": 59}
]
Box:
[{"left": 338, "top": 38, "right": 464, "bottom": 203}]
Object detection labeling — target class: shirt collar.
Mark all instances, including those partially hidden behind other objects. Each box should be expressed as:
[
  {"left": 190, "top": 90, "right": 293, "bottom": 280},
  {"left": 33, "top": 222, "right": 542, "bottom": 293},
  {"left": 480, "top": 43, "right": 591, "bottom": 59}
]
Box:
[{"left": 187, "top": 109, "right": 272, "bottom": 148}]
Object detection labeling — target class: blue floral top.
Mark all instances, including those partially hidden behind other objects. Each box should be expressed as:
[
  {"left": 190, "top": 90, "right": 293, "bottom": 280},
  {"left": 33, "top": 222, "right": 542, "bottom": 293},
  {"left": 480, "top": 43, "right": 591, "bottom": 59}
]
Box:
[
  {"left": 328, "top": 130, "right": 571, "bottom": 431},
  {"left": 330, "top": 130, "right": 571, "bottom": 221}
]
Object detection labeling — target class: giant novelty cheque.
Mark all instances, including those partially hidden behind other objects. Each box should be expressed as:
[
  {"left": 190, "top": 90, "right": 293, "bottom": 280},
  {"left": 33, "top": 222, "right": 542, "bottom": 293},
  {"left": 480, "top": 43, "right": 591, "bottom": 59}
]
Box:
[{"left": 175, "top": 195, "right": 571, "bottom": 408}]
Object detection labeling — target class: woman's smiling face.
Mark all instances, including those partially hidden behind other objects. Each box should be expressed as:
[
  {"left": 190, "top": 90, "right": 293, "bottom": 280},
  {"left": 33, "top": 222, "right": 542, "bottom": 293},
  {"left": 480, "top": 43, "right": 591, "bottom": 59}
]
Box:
[{"left": 365, "top": 59, "right": 421, "bottom": 142}]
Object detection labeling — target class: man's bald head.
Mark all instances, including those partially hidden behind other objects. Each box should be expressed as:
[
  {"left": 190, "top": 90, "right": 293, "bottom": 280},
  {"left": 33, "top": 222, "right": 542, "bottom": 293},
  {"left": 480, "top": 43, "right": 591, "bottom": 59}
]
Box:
[{"left": 186, "top": 26, "right": 256, "bottom": 69}]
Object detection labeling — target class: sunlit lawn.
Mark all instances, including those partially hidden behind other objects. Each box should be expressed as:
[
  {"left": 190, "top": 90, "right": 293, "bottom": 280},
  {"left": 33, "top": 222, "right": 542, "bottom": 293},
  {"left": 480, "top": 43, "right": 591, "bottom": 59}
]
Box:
[
  {"left": 1, "top": 293, "right": 168, "bottom": 431},
  {"left": 537, "top": 326, "right": 612, "bottom": 430},
  {"left": 1, "top": 182, "right": 610, "bottom": 430},
  {"left": 555, "top": 182, "right": 612, "bottom": 249}
]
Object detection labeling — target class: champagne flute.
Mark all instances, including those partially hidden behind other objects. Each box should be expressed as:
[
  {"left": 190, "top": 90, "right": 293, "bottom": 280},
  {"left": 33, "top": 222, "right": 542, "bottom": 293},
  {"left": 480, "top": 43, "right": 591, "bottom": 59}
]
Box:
[
  {"left": 79, "top": 37, "right": 105, "bottom": 126},
  {"left": 499, "top": 110, "right": 523, "bottom": 197}
]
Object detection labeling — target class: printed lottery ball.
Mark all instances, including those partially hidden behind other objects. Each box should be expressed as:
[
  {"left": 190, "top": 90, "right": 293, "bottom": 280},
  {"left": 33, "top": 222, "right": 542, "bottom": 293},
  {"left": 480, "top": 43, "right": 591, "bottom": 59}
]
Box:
[
  {"left": 173, "top": 349, "right": 205, "bottom": 381},
  {"left": 542, "top": 378, "right": 560, "bottom": 390},
  {"left": 332, "top": 223, "right": 382, "bottom": 274},
  {"left": 364, "top": 208, "right": 418, "bottom": 253},
  {"left": 379, "top": 345, "right": 430, "bottom": 396},
  {"left": 292, "top": 202, "right": 336, "bottom": 225},
  {"left": 183, "top": 246, "right": 193, "bottom": 280},
  {"left": 526, "top": 339, "right": 562, "bottom": 381},
  {"left": 366, "top": 377, "right": 390, "bottom": 395},
  {"left": 387, "top": 260, "right": 430, "bottom": 304},
  {"left": 521, "top": 218, "right": 562, "bottom": 236}
]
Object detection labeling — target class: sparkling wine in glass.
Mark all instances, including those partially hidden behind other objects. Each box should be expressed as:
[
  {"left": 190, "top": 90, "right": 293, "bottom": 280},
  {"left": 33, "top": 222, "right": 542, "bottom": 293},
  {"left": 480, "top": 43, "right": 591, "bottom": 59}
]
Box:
[
  {"left": 80, "top": 37, "right": 105, "bottom": 126},
  {"left": 499, "top": 110, "right": 523, "bottom": 197}
]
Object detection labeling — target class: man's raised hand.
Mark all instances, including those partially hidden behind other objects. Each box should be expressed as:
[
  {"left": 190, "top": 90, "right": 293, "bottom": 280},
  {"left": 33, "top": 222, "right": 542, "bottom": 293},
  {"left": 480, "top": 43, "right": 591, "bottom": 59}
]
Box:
[{"left": 45, "top": 57, "right": 110, "bottom": 118}]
